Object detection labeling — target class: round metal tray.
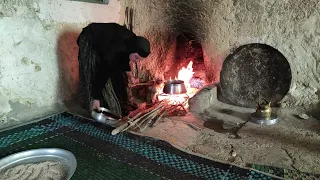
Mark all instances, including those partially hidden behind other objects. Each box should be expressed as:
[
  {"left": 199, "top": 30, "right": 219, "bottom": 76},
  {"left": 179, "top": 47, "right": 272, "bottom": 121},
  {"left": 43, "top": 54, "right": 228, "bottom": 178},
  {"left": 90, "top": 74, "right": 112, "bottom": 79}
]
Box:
[
  {"left": 250, "top": 113, "right": 278, "bottom": 125},
  {"left": 0, "top": 148, "right": 77, "bottom": 180}
]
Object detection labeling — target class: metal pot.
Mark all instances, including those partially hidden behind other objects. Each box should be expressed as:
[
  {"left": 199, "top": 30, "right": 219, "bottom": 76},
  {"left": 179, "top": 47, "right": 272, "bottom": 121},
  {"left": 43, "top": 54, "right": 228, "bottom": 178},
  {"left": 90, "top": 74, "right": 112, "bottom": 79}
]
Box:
[
  {"left": 91, "top": 107, "right": 120, "bottom": 125},
  {"left": 163, "top": 80, "right": 187, "bottom": 95},
  {"left": 256, "top": 98, "right": 272, "bottom": 117},
  {"left": 250, "top": 98, "right": 278, "bottom": 125}
]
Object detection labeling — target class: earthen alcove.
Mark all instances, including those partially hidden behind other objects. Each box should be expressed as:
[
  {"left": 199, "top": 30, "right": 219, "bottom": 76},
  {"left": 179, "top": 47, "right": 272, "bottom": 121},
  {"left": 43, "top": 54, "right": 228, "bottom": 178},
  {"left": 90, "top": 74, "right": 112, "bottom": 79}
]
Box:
[{"left": 165, "top": 32, "right": 205, "bottom": 82}]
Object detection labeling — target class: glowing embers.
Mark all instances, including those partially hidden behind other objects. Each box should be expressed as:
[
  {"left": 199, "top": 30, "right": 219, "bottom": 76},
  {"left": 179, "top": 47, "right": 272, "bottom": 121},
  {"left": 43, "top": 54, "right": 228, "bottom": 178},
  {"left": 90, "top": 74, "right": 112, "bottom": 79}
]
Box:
[
  {"left": 158, "top": 93, "right": 189, "bottom": 105},
  {"left": 157, "top": 93, "right": 189, "bottom": 116}
]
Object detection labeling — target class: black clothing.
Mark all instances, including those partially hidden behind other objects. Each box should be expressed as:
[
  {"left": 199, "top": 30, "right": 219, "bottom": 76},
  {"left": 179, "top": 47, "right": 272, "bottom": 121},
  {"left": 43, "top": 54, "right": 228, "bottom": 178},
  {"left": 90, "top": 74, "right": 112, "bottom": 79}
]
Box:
[
  {"left": 77, "top": 23, "right": 140, "bottom": 115},
  {"left": 78, "top": 23, "right": 136, "bottom": 100},
  {"left": 77, "top": 23, "right": 150, "bottom": 115},
  {"left": 134, "top": 36, "right": 151, "bottom": 57}
]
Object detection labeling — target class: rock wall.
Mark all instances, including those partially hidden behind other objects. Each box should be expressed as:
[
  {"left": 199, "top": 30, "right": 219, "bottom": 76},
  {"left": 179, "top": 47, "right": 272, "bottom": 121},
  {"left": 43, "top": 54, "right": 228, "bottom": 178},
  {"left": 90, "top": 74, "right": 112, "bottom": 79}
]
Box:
[
  {"left": 122, "top": 0, "right": 320, "bottom": 113},
  {"left": 0, "top": 0, "right": 121, "bottom": 129}
]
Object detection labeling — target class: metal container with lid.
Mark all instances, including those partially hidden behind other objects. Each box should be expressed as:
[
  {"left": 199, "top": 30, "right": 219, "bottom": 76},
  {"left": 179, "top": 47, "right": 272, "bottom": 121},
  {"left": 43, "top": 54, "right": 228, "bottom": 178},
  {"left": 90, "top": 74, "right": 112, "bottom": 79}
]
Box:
[
  {"left": 250, "top": 98, "right": 278, "bottom": 125},
  {"left": 163, "top": 80, "right": 187, "bottom": 95}
]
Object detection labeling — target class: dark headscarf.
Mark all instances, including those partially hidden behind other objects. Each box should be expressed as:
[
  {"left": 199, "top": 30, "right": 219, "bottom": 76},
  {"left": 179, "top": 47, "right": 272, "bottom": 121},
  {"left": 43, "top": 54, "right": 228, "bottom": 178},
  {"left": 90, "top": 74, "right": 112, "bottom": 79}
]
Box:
[{"left": 134, "top": 36, "right": 150, "bottom": 58}]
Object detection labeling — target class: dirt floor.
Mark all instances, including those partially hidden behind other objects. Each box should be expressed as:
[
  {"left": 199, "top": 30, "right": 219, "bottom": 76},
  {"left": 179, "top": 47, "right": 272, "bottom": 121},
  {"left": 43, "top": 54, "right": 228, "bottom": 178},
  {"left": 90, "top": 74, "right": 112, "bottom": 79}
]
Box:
[
  {"left": 63, "top": 94, "right": 320, "bottom": 175},
  {"left": 139, "top": 101, "right": 320, "bottom": 175}
]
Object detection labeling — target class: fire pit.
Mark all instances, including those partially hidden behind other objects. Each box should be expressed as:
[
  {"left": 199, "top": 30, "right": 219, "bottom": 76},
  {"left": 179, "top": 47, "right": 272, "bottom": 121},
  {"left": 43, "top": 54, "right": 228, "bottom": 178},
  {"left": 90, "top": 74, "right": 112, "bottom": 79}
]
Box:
[
  {"left": 157, "top": 61, "right": 200, "bottom": 105},
  {"left": 159, "top": 79, "right": 190, "bottom": 109},
  {"left": 112, "top": 61, "right": 204, "bottom": 135}
]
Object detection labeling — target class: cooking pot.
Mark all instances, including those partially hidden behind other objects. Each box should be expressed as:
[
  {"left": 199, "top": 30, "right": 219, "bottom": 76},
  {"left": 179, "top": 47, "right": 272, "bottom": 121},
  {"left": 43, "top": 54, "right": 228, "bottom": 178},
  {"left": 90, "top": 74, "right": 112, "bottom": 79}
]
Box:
[
  {"left": 163, "top": 80, "right": 187, "bottom": 95},
  {"left": 91, "top": 107, "right": 120, "bottom": 126}
]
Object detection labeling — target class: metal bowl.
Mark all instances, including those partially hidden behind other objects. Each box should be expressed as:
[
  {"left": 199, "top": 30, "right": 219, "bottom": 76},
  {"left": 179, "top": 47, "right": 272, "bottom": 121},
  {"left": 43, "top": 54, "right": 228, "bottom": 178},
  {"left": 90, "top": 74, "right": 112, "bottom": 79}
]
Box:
[
  {"left": 0, "top": 148, "right": 77, "bottom": 180},
  {"left": 163, "top": 80, "right": 187, "bottom": 95},
  {"left": 91, "top": 107, "right": 120, "bottom": 125}
]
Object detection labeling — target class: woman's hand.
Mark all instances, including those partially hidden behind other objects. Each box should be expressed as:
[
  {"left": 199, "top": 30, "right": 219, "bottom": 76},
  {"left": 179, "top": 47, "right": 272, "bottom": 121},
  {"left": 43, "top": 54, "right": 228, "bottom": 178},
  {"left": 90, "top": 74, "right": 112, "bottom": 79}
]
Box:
[
  {"left": 92, "top": 99, "right": 100, "bottom": 111},
  {"left": 129, "top": 53, "right": 143, "bottom": 63}
]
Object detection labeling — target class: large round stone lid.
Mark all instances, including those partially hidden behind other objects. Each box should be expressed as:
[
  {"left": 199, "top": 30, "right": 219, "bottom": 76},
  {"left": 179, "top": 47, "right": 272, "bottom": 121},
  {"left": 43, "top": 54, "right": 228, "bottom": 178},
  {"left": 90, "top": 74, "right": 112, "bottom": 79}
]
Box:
[{"left": 220, "top": 43, "right": 292, "bottom": 108}]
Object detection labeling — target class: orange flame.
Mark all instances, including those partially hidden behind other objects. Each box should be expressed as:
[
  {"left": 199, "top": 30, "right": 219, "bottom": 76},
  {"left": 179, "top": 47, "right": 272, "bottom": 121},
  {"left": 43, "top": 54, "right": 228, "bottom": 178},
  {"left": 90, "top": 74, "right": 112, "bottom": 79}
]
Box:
[{"left": 178, "top": 61, "right": 194, "bottom": 90}]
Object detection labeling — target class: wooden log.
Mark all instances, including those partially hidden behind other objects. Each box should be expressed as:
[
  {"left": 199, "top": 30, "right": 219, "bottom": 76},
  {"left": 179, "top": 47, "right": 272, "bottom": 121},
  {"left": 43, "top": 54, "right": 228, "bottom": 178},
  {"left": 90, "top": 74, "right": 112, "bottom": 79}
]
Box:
[
  {"left": 111, "top": 102, "right": 164, "bottom": 135},
  {"left": 111, "top": 122, "right": 130, "bottom": 135},
  {"left": 140, "top": 110, "right": 166, "bottom": 132},
  {"left": 150, "top": 110, "right": 167, "bottom": 127},
  {"left": 137, "top": 106, "right": 164, "bottom": 130},
  {"left": 127, "top": 103, "right": 165, "bottom": 131},
  {"left": 111, "top": 111, "right": 144, "bottom": 135},
  {"left": 128, "top": 82, "right": 154, "bottom": 88}
]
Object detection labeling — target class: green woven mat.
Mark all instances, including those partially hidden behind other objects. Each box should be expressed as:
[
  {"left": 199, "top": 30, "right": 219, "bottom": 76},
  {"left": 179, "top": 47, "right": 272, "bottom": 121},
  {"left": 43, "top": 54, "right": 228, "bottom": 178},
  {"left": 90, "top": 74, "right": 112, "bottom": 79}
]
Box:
[{"left": 0, "top": 112, "right": 318, "bottom": 179}]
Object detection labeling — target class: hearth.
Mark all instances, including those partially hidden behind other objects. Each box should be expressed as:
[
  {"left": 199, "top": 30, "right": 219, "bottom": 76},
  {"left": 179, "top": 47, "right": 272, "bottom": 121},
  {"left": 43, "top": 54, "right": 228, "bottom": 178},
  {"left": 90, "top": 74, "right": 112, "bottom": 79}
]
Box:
[
  {"left": 118, "top": 56, "right": 206, "bottom": 134},
  {"left": 129, "top": 41, "right": 292, "bottom": 127},
  {"left": 157, "top": 80, "right": 190, "bottom": 116},
  {"left": 154, "top": 33, "right": 207, "bottom": 109},
  {"left": 130, "top": 32, "right": 206, "bottom": 112},
  {"left": 126, "top": 25, "right": 292, "bottom": 129}
]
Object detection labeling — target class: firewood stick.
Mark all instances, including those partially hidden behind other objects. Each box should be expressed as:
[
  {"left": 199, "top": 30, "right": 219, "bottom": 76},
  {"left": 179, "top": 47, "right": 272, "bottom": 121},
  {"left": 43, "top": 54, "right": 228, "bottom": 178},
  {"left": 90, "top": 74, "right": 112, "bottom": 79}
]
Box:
[
  {"left": 150, "top": 110, "right": 167, "bottom": 127},
  {"left": 135, "top": 103, "right": 165, "bottom": 128},
  {"left": 138, "top": 108, "right": 163, "bottom": 130},
  {"left": 131, "top": 105, "right": 165, "bottom": 130},
  {"left": 147, "top": 107, "right": 166, "bottom": 124},
  {"left": 131, "top": 106, "right": 164, "bottom": 130},
  {"left": 122, "top": 103, "right": 165, "bottom": 132},
  {"left": 111, "top": 122, "right": 130, "bottom": 135},
  {"left": 112, "top": 102, "right": 165, "bottom": 135},
  {"left": 111, "top": 111, "right": 144, "bottom": 135},
  {"left": 148, "top": 109, "right": 165, "bottom": 126},
  {"left": 128, "top": 82, "right": 153, "bottom": 87},
  {"left": 164, "top": 106, "right": 177, "bottom": 115},
  {"left": 132, "top": 103, "right": 157, "bottom": 116},
  {"left": 128, "top": 101, "right": 161, "bottom": 120},
  {"left": 140, "top": 110, "right": 166, "bottom": 132}
]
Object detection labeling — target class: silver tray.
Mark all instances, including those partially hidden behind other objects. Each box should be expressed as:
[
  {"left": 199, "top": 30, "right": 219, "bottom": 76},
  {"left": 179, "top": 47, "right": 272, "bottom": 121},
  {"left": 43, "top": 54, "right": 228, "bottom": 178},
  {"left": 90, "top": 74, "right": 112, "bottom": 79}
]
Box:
[
  {"left": 0, "top": 148, "right": 77, "bottom": 180},
  {"left": 250, "top": 113, "right": 278, "bottom": 125}
]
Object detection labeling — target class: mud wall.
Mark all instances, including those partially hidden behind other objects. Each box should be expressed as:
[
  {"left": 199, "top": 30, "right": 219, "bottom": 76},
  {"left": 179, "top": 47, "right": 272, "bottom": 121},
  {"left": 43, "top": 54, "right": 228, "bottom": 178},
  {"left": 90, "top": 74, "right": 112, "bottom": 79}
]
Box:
[
  {"left": 122, "top": 0, "right": 320, "bottom": 113},
  {"left": 0, "top": 0, "right": 121, "bottom": 128}
]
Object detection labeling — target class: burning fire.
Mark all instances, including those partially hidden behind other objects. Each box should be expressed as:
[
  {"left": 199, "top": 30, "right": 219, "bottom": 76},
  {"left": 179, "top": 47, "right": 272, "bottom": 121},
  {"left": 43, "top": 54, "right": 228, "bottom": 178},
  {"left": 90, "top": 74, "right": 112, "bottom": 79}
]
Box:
[
  {"left": 157, "top": 61, "right": 199, "bottom": 107},
  {"left": 178, "top": 61, "right": 194, "bottom": 90}
]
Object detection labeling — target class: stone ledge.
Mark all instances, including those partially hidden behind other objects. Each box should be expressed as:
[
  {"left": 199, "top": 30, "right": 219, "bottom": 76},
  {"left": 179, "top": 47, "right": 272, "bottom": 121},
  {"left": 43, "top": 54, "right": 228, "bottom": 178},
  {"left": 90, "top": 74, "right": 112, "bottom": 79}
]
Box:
[{"left": 188, "top": 84, "right": 217, "bottom": 114}]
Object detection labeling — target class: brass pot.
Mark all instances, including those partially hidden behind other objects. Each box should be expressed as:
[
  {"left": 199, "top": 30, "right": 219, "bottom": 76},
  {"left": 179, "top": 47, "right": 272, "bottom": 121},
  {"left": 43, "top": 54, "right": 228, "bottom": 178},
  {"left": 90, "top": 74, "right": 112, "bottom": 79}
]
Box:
[
  {"left": 250, "top": 98, "right": 278, "bottom": 125},
  {"left": 256, "top": 98, "right": 272, "bottom": 117}
]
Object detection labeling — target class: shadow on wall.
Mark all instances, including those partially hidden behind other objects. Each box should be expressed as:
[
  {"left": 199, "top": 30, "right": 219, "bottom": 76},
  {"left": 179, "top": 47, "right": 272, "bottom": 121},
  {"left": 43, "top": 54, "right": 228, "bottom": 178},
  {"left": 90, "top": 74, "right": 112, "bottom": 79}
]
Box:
[
  {"left": 56, "top": 31, "right": 80, "bottom": 108},
  {"left": 139, "top": 28, "right": 177, "bottom": 82}
]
